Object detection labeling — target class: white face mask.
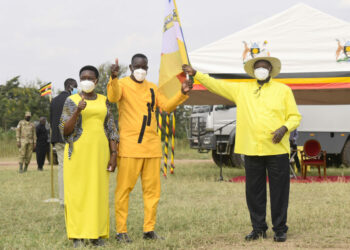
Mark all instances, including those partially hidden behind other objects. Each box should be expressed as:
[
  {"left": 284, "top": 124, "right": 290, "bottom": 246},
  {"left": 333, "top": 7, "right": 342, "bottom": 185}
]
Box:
[
  {"left": 80, "top": 80, "right": 95, "bottom": 93},
  {"left": 254, "top": 67, "right": 270, "bottom": 81},
  {"left": 133, "top": 68, "right": 147, "bottom": 82}
]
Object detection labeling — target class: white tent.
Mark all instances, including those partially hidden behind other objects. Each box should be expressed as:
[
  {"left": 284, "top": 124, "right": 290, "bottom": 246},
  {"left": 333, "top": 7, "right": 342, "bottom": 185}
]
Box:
[{"left": 185, "top": 3, "right": 350, "bottom": 105}]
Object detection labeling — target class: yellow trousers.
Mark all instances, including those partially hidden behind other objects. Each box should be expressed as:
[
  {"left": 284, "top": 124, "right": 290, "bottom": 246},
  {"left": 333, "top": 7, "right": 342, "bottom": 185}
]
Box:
[{"left": 115, "top": 157, "right": 161, "bottom": 233}]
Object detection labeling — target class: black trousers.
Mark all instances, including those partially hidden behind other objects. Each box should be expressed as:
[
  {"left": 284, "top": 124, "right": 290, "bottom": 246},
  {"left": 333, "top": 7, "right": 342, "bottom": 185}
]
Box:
[
  {"left": 36, "top": 144, "right": 49, "bottom": 169},
  {"left": 244, "top": 154, "right": 290, "bottom": 233}
]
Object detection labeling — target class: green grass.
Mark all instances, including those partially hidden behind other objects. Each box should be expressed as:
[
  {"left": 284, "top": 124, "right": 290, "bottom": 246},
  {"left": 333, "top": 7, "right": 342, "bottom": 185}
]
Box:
[
  {"left": 1, "top": 161, "right": 350, "bottom": 249},
  {"left": 173, "top": 139, "right": 211, "bottom": 160},
  {"left": 0, "top": 137, "right": 210, "bottom": 160}
]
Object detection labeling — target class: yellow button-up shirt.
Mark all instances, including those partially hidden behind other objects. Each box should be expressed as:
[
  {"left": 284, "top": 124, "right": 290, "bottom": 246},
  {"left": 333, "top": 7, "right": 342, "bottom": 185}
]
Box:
[
  {"left": 194, "top": 72, "right": 302, "bottom": 156},
  {"left": 107, "top": 76, "right": 188, "bottom": 158}
]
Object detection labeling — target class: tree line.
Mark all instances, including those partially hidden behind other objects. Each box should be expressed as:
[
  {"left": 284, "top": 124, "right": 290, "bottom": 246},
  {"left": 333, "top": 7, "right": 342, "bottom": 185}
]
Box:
[{"left": 0, "top": 63, "right": 189, "bottom": 139}]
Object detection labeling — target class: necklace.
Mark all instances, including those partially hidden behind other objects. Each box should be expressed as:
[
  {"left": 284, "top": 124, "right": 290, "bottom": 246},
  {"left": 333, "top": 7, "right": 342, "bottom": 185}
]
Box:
[{"left": 80, "top": 92, "right": 97, "bottom": 100}]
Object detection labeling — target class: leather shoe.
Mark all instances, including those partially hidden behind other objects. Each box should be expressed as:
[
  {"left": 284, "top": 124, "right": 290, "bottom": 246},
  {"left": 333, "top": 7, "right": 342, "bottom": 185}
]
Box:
[
  {"left": 73, "top": 239, "right": 85, "bottom": 248},
  {"left": 274, "top": 231, "right": 287, "bottom": 242},
  {"left": 245, "top": 230, "right": 267, "bottom": 241},
  {"left": 115, "top": 233, "right": 132, "bottom": 243},
  {"left": 89, "top": 238, "right": 105, "bottom": 246},
  {"left": 143, "top": 231, "right": 164, "bottom": 240}
]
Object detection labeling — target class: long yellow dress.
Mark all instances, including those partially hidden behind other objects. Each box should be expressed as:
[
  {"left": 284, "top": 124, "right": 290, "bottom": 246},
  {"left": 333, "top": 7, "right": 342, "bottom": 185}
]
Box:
[{"left": 62, "top": 94, "right": 112, "bottom": 239}]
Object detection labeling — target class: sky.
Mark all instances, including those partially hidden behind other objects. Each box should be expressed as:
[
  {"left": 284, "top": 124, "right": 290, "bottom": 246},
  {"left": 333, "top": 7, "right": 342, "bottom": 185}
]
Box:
[{"left": 1, "top": 0, "right": 350, "bottom": 91}]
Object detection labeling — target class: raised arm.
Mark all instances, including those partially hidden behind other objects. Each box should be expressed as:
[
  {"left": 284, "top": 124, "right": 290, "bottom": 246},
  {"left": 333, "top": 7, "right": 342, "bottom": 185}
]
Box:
[
  {"left": 107, "top": 58, "right": 122, "bottom": 103},
  {"left": 182, "top": 64, "right": 240, "bottom": 103}
]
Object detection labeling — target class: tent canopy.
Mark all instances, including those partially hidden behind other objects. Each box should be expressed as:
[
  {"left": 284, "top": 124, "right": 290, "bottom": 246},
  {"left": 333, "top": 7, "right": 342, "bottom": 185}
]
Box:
[{"left": 185, "top": 3, "right": 350, "bottom": 105}]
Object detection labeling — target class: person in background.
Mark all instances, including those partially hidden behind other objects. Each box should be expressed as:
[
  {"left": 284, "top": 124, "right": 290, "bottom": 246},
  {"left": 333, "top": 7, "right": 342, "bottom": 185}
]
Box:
[
  {"left": 183, "top": 56, "right": 301, "bottom": 243},
  {"left": 35, "top": 117, "right": 49, "bottom": 171},
  {"left": 289, "top": 129, "right": 301, "bottom": 171},
  {"left": 50, "top": 78, "right": 77, "bottom": 206},
  {"left": 107, "top": 54, "right": 192, "bottom": 242},
  {"left": 60, "top": 65, "right": 118, "bottom": 248},
  {"left": 16, "top": 111, "right": 36, "bottom": 173}
]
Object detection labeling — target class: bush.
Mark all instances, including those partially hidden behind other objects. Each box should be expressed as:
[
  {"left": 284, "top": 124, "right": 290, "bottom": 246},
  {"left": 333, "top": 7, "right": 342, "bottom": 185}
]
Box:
[{"left": 0, "top": 128, "right": 18, "bottom": 158}]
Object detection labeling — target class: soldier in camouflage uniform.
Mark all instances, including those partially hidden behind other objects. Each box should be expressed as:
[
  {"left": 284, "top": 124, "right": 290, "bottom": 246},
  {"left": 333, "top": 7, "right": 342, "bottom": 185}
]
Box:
[{"left": 16, "top": 111, "right": 36, "bottom": 173}]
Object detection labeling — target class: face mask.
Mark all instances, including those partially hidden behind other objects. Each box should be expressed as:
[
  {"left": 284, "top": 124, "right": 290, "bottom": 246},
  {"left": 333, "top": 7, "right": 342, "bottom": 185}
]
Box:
[
  {"left": 133, "top": 68, "right": 147, "bottom": 82},
  {"left": 80, "top": 80, "right": 95, "bottom": 93},
  {"left": 71, "top": 88, "right": 78, "bottom": 95},
  {"left": 254, "top": 67, "right": 270, "bottom": 81}
]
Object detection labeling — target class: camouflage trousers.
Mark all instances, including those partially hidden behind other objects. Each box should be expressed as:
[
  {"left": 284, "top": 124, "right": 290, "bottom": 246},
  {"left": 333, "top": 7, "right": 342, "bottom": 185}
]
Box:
[{"left": 19, "top": 142, "right": 34, "bottom": 165}]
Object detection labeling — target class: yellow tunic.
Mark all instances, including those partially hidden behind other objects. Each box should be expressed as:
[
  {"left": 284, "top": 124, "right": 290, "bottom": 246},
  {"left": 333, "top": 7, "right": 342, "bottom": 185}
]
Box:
[
  {"left": 107, "top": 76, "right": 188, "bottom": 158},
  {"left": 194, "top": 72, "right": 302, "bottom": 156},
  {"left": 63, "top": 94, "right": 110, "bottom": 239}
]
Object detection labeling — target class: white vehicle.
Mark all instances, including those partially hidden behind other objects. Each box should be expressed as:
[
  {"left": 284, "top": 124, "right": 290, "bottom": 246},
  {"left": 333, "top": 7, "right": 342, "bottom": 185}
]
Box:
[
  {"left": 187, "top": 105, "right": 243, "bottom": 167},
  {"left": 187, "top": 105, "right": 350, "bottom": 167},
  {"left": 297, "top": 105, "right": 350, "bottom": 166}
]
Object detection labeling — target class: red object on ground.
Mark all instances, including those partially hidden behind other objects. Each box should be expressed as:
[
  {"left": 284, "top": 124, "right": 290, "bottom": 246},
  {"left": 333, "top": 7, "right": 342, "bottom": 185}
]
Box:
[{"left": 229, "top": 176, "right": 350, "bottom": 183}]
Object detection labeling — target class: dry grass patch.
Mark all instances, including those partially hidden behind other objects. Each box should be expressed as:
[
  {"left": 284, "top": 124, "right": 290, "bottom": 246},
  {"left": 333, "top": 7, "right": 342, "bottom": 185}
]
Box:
[{"left": 0, "top": 161, "right": 349, "bottom": 249}]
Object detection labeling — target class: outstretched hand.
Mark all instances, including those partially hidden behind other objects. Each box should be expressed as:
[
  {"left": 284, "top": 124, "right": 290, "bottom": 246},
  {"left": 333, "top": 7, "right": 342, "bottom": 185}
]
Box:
[
  {"left": 181, "top": 79, "right": 193, "bottom": 94},
  {"left": 111, "top": 58, "right": 120, "bottom": 79},
  {"left": 182, "top": 64, "right": 197, "bottom": 76},
  {"left": 271, "top": 126, "right": 288, "bottom": 144}
]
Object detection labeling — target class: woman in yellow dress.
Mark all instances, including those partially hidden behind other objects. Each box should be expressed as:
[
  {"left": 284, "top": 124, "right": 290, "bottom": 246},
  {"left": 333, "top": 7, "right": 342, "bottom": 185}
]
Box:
[{"left": 60, "top": 65, "right": 118, "bottom": 247}]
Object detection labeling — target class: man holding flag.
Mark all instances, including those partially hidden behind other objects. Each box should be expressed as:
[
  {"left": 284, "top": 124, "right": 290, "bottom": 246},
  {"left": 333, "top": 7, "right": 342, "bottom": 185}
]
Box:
[
  {"left": 107, "top": 0, "right": 191, "bottom": 242},
  {"left": 107, "top": 54, "right": 192, "bottom": 242}
]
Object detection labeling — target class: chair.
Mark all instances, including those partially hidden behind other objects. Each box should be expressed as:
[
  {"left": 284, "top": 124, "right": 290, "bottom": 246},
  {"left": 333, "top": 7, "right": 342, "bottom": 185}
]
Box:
[{"left": 300, "top": 139, "right": 327, "bottom": 179}]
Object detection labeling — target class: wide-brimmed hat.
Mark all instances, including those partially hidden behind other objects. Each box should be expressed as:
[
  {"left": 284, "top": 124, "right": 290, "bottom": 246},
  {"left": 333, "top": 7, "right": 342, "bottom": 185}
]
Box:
[
  {"left": 244, "top": 56, "right": 281, "bottom": 78},
  {"left": 25, "top": 111, "right": 31, "bottom": 116}
]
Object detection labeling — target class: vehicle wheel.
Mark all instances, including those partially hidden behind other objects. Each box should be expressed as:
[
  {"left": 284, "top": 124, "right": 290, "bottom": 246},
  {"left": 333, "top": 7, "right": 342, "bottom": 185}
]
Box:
[
  {"left": 326, "top": 154, "right": 342, "bottom": 167},
  {"left": 212, "top": 150, "right": 230, "bottom": 167},
  {"left": 341, "top": 139, "right": 350, "bottom": 167},
  {"left": 229, "top": 144, "right": 244, "bottom": 168}
]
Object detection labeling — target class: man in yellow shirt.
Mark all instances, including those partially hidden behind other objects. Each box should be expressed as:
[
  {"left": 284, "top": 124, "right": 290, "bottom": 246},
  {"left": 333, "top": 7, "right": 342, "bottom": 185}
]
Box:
[
  {"left": 107, "top": 54, "right": 192, "bottom": 242},
  {"left": 183, "top": 56, "right": 301, "bottom": 243}
]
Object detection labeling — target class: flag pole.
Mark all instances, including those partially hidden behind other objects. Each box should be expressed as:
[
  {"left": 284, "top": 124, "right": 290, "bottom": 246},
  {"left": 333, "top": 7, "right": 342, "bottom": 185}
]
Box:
[
  {"left": 44, "top": 86, "right": 59, "bottom": 203},
  {"left": 163, "top": 113, "right": 170, "bottom": 177},
  {"left": 158, "top": 108, "right": 166, "bottom": 177},
  {"left": 170, "top": 112, "right": 175, "bottom": 174},
  {"left": 173, "top": 0, "right": 190, "bottom": 65},
  {"left": 49, "top": 95, "right": 54, "bottom": 198}
]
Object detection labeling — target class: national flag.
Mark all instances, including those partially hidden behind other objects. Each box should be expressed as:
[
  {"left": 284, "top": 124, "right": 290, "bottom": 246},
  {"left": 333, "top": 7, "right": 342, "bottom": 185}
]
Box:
[
  {"left": 39, "top": 82, "right": 52, "bottom": 96},
  {"left": 158, "top": 0, "right": 189, "bottom": 99}
]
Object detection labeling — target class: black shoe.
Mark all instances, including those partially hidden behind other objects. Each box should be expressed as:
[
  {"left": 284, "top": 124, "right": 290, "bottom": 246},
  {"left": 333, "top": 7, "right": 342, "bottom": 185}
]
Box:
[
  {"left": 245, "top": 230, "right": 267, "bottom": 241},
  {"left": 115, "top": 233, "right": 132, "bottom": 243},
  {"left": 274, "top": 231, "right": 287, "bottom": 242},
  {"left": 143, "top": 231, "right": 164, "bottom": 240},
  {"left": 19, "top": 163, "right": 23, "bottom": 173},
  {"left": 89, "top": 238, "right": 105, "bottom": 246},
  {"left": 73, "top": 239, "right": 85, "bottom": 248}
]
